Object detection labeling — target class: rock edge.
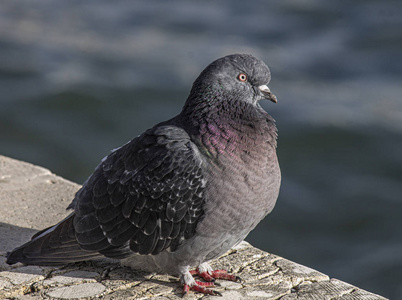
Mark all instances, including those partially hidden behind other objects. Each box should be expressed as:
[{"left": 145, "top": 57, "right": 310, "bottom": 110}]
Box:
[{"left": 0, "top": 155, "right": 388, "bottom": 299}]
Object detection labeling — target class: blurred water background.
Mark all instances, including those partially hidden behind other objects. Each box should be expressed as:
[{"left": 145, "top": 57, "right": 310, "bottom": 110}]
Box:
[{"left": 1, "top": 1, "right": 401, "bottom": 298}]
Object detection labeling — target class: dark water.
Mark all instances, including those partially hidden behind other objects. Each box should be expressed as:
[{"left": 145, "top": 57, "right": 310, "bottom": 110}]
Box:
[{"left": 1, "top": 1, "right": 401, "bottom": 298}]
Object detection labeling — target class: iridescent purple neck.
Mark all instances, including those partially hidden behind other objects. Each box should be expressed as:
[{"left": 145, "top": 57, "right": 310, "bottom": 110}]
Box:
[{"left": 180, "top": 97, "right": 277, "bottom": 159}]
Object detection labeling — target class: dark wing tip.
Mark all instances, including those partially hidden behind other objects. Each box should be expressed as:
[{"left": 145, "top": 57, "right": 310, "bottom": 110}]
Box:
[{"left": 6, "top": 250, "right": 21, "bottom": 265}]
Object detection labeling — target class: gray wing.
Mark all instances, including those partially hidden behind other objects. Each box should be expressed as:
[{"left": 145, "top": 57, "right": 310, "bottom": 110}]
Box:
[{"left": 73, "top": 125, "right": 207, "bottom": 257}]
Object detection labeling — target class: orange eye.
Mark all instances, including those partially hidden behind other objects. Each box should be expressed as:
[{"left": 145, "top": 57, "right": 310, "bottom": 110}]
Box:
[{"left": 238, "top": 73, "right": 247, "bottom": 82}]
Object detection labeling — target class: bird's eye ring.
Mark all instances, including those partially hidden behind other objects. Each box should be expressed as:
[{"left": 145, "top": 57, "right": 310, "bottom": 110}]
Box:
[{"left": 238, "top": 73, "right": 247, "bottom": 82}]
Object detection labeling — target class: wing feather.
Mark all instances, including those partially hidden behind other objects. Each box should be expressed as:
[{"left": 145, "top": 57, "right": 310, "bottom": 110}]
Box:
[{"left": 73, "top": 124, "right": 207, "bottom": 257}]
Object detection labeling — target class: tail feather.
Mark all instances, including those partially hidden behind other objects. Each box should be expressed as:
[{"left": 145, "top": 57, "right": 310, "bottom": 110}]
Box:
[{"left": 6, "top": 213, "right": 103, "bottom": 266}]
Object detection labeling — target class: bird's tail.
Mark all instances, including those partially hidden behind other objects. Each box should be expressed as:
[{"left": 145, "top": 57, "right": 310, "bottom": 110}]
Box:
[{"left": 6, "top": 213, "right": 102, "bottom": 266}]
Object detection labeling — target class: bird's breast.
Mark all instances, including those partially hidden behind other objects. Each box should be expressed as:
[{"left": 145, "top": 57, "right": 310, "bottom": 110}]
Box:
[{"left": 195, "top": 120, "right": 281, "bottom": 237}]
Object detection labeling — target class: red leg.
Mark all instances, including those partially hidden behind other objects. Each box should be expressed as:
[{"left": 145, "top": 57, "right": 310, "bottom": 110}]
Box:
[
  {"left": 183, "top": 282, "right": 221, "bottom": 296},
  {"left": 198, "top": 271, "right": 215, "bottom": 282},
  {"left": 194, "top": 268, "right": 241, "bottom": 282},
  {"left": 190, "top": 284, "right": 222, "bottom": 296},
  {"left": 183, "top": 283, "right": 190, "bottom": 295},
  {"left": 183, "top": 266, "right": 241, "bottom": 295},
  {"left": 210, "top": 269, "right": 241, "bottom": 282}
]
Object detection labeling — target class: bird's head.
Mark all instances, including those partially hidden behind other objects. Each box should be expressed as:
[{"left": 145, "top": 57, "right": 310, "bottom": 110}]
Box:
[{"left": 189, "top": 54, "right": 277, "bottom": 106}]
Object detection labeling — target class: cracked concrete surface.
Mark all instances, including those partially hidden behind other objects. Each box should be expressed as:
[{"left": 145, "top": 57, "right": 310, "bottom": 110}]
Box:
[{"left": 0, "top": 155, "right": 388, "bottom": 299}]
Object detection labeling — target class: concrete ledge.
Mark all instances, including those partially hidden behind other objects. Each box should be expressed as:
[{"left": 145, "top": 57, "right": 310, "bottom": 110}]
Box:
[{"left": 0, "top": 155, "right": 387, "bottom": 299}]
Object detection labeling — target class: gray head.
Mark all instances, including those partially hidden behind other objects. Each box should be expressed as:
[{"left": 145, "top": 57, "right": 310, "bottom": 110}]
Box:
[{"left": 189, "top": 54, "right": 277, "bottom": 105}]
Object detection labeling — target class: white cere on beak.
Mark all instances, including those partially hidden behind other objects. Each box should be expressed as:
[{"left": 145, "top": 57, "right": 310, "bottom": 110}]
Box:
[
  {"left": 258, "top": 84, "right": 277, "bottom": 103},
  {"left": 258, "top": 85, "right": 271, "bottom": 93}
]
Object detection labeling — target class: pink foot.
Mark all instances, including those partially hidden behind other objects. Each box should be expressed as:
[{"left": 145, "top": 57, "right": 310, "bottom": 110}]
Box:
[
  {"left": 191, "top": 268, "right": 241, "bottom": 282},
  {"left": 182, "top": 263, "right": 241, "bottom": 296},
  {"left": 183, "top": 268, "right": 241, "bottom": 295},
  {"left": 183, "top": 280, "right": 221, "bottom": 296}
]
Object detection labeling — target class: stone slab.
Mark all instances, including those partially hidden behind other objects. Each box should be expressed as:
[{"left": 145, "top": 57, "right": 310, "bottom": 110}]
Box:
[{"left": 0, "top": 155, "right": 388, "bottom": 299}]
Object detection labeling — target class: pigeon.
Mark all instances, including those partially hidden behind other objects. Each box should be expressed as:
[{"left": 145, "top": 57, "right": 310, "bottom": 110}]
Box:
[{"left": 7, "top": 54, "right": 281, "bottom": 296}]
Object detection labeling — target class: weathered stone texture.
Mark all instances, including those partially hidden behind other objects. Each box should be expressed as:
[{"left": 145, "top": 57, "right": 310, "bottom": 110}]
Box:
[{"left": 0, "top": 155, "right": 387, "bottom": 299}]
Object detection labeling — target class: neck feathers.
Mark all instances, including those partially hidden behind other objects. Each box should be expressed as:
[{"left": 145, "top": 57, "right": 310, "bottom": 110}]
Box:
[{"left": 180, "top": 98, "right": 277, "bottom": 159}]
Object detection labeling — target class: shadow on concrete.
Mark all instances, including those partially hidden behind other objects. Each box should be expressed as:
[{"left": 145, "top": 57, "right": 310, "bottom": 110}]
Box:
[
  {"left": 0, "top": 223, "right": 184, "bottom": 297},
  {"left": 0, "top": 222, "right": 38, "bottom": 270}
]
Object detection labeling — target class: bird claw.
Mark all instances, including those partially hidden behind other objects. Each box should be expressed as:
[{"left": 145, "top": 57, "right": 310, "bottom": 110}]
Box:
[
  {"left": 183, "top": 268, "right": 241, "bottom": 296},
  {"left": 197, "top": 269, "right": 242, "bottom": 283},
  {"left": 198, "top": 271, "right": 215, "bottom": 282},
  {"left": 183, "top": 283, "right": 222, "bottom": 296}
]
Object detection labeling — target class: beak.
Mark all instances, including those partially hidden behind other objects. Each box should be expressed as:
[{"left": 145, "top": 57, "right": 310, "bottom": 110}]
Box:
[{"left": 258, "top": 85, "right": 277, "bottom": 103}]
